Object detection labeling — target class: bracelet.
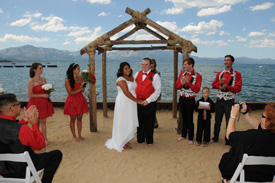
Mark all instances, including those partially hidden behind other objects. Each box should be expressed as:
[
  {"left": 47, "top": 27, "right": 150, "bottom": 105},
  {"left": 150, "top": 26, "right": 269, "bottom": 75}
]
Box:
[{"left": 230, "top": 115, "right": 236, "bottom": 119}]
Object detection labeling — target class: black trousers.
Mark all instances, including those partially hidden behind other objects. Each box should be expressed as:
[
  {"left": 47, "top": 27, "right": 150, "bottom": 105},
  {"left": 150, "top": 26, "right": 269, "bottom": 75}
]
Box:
[
  {"left": 137, "top": 101, "right": 156, "bottom": 144},
  {"left": 179, "top": 96, "right": 195, "bottom": 140},
  {"left": 213, "top": 98, "right": 234, "bottom": 145},
  {"left": 196, "top": 117, "right": 211, "bottom": 143},
  {"left": 3, "top": 150, "right": 62, "bottom": 183}
]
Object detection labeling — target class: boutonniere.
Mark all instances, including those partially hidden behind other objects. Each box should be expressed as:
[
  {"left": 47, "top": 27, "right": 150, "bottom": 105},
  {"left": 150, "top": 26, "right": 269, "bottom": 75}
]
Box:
[{"left": 148, "top": 76, "right": 153, "bottom": 81}]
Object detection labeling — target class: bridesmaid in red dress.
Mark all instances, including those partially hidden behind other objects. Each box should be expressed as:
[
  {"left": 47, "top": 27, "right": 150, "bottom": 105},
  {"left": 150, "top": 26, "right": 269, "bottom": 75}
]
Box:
[
  {"left": 64, "top": 63, "right": 88, "bottom": 142},
  {"left": 27, "top": 62, "right": 54, "bottom": 145}
]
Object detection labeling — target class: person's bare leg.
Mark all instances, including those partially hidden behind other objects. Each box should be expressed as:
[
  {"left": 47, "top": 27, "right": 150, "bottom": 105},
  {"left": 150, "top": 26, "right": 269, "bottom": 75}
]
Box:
[
  {"left": 70, "top": 115, "right": 79, "bottom": 142},
  {"left": 77, "top": 113, "right": 84, "bottom": 141},
  {"left": 39, "top": 118, "right": 49, "bottom": 145}
]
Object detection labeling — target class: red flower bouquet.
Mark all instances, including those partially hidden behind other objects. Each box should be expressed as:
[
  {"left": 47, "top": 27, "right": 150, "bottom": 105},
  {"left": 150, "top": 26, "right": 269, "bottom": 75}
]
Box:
[{"left": 80, "top": 70, "right": 96, "bottom": 84}]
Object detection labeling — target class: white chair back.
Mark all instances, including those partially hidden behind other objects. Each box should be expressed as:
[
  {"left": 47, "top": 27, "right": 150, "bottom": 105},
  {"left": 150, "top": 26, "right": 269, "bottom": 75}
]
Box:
[
  {"left": 230, "top": 153, "right": 275, "bottom": 183},
  {"left": 0, "top": 151, "right": 42, "bottom": 183}
]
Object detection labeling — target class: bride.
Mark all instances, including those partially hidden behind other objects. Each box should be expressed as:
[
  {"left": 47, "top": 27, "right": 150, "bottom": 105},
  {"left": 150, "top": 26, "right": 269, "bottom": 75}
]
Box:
[{"left": 105, "top": 62, "right": 142, "bottom": 152}]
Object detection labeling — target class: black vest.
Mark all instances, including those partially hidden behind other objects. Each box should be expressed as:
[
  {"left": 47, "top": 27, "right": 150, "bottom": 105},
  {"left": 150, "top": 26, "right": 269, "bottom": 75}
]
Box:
[{"left": 0, "top": 118, "right": 36, "bottom": 173}]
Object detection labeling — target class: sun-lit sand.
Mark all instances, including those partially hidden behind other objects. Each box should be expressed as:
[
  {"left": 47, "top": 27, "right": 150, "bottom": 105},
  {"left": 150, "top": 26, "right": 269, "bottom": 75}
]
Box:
[{"left": 20, "top": 107, "right": 260, "bottom": 183}]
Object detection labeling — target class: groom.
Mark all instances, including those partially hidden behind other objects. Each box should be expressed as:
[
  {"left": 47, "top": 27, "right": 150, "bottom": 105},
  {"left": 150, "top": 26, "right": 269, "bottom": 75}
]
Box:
[{"left": 134, "top": 57, "right": 161, "bottom": 146}]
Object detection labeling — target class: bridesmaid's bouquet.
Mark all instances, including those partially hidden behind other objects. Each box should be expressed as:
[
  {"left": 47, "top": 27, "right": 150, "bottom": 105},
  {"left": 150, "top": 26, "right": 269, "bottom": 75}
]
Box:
[
  {"left": 0, "top": 84, "right": 5, "bottom": 95},
  {"left": 42, "top": 84, "right": 55, "bottom": 102},
  {"left": 80, "top": 70, "right": 96, "bottom": 85}
]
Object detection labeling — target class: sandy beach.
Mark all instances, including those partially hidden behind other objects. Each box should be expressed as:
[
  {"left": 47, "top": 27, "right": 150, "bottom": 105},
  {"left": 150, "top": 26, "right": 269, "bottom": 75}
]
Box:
[{"left": 20, "top": 107, "right": 260, "bottom": 183}]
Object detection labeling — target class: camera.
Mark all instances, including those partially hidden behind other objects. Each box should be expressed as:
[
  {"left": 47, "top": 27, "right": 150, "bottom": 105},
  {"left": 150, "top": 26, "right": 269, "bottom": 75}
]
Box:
[
  {"left": 239, "top": 101, "right": 243, "bottom": 110},
  {"left": 82, "top": 83, "right": 87, "bottom": 88}
]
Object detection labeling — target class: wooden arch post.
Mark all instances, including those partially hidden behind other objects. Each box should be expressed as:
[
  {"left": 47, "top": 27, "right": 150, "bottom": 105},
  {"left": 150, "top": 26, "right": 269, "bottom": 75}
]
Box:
[
  {"left": 173, "top": 50, "right": 178, "bottom": 118},
  {"left": 88, "top": 51, "right": 97, "bottom": 132},
  {"left": 102, "top": 50, "right": 107, "bottom": 117}
]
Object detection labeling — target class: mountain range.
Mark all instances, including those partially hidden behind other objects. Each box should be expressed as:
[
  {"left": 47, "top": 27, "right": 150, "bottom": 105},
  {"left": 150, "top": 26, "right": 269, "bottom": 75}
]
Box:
[{"left": 0, "top": 45, "right": 274, "bottom": 64}]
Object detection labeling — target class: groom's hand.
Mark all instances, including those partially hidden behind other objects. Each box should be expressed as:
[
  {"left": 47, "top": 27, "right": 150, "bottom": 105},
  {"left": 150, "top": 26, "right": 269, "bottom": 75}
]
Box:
[{"left": 142, "top": 100, "right": 149, "bottom": 106}]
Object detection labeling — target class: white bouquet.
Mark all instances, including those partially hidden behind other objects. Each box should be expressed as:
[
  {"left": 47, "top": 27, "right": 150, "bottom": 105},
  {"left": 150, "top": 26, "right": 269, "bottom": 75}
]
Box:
[
  {"left": 42, "top": 84, "right": 55, "bottom": 94},
  {"left": 0, "top": 84, "right": 5, "bottom": 95},
  {"left": 42, "top": 84, "right": 55, "bottom": 102}
]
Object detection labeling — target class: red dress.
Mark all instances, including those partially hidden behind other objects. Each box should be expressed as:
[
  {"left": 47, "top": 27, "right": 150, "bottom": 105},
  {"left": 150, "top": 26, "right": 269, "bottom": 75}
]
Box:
[
  {"left": 64, "top": 83, "right": 89, "bottom": 115},
  {"left": 27, "top": 84, "right": 54, "bottom": 119}
]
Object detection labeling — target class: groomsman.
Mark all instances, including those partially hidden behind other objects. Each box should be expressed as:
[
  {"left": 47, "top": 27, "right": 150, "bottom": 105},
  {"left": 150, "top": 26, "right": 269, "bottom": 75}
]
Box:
[
  {"left": 176, "top": 57, "right": 202, "bottom": 145},
  {"left": 134, "top": 57, "right": 161, "bottom": 146},
  {"left": 211, "top": 55, "right": 242, "bottom": 147}
]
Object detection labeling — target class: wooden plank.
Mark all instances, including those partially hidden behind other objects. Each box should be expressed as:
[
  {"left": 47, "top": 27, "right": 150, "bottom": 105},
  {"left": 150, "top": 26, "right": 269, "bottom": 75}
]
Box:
[
  {"left": 116, "top": 28, "right": 137, "bottom": 40},
  {"left": 88, "top": 53, "right": 97, "bottom": 132},
  {"left": 112, "top": 46, "right": 169, "bottom": 51},
  {"left": 144, "top": 27, "right": 167, "bottom": 40},
  {"left": 111, "top": 40, "right": 167, "bottom": 45},
  {"left": 106, "top": 20, "right": 134, "bottom": 37},
  {"left": 102, "top": 50, "right": 107, "bottom": 117},
  {"left": 125, "top": 7, "right": 151, "bottom": 16},
  {"left": 145, "top": 18, "right": 171, "bottom": 37}
]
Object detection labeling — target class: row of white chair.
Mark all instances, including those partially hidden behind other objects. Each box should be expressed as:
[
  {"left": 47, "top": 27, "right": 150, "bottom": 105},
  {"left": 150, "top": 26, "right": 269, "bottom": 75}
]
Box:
[{"left": 0, "top": 152, "right": 274, "bottom": 183}]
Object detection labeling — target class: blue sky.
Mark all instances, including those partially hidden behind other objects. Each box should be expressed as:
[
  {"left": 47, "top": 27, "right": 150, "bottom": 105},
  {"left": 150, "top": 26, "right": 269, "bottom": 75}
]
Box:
[{"left": 0, "top": 0, "right": 275, "bottom": 59}]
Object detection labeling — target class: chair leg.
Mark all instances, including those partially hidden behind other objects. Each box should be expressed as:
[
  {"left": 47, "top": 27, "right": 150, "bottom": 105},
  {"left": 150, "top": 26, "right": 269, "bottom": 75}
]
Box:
[
  {"left": 25, "top": 166, "right": 31, "bottom": 183},
  {"left": 240, "top": 169, "right": 245, "bottom": 183}
]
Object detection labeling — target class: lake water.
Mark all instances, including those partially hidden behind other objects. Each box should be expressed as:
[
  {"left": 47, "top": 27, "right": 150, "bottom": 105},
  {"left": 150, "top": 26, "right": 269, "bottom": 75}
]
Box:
[{"left": 0, "top": 60, "right": 274, "bottom": 102}]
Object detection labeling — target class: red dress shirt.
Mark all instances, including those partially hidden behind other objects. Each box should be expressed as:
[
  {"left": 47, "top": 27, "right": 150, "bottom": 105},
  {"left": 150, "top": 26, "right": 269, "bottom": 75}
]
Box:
[
  {"left": 212, "top": 68, "right": 242, "bottom": 93},
  {"left": 0, "top": 115, "right": 45, "bottom": 150},
  {"left": 176, "top": 70, "right": 202, "bottom": 97}
]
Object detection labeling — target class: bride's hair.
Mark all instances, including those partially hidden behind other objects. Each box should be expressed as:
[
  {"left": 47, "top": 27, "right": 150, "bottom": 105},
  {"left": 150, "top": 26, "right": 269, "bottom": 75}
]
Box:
[
  {"left": 29, "top": 62, "right": 42, "bottom": 78},
  {"left": 66, "top": 63, "right": 79, "bottom": 89},
  {"left": 117, "top": 62, "right": 132, "bottom": 78}
]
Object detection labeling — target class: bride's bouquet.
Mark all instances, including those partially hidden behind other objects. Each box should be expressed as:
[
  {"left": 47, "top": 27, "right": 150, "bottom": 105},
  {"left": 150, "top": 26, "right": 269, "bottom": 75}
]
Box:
[
  {"left": 0, "top": 84, "right": 5, "bottom": 95},
  {"left": 42, "top": 84, "right": 55, "bottom": 102},
  {"left": 80, "top": 70, "right": 96, "bottom": 85}
]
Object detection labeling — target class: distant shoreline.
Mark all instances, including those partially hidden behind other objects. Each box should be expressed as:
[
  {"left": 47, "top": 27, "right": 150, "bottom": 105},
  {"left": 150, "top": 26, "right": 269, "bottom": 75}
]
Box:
[{"left": 19, "top": 100, "right": 275, "bottom": 110}]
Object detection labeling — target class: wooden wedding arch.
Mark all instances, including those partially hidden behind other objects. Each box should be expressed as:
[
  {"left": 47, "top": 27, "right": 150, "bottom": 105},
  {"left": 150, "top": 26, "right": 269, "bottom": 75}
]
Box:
[{"left": 80, "top": 7, "right": 197, "bottom": 132}]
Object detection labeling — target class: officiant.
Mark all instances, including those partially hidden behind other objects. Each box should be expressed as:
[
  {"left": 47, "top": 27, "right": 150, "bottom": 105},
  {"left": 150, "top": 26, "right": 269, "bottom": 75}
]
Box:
[{"left": 176, "top": 57, "right": 202, "bottom": 145}]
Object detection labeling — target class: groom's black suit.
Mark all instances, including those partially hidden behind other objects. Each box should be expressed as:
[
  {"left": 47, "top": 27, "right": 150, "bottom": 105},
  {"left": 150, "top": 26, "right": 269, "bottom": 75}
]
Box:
[{"left": 137, "top": 101, "right": 157, "bottom": 144}]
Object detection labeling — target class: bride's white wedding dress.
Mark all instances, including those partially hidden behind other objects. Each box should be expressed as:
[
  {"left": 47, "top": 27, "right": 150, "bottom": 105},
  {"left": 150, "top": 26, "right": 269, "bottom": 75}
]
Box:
[{"left": 105, "top": 77, "right": 139, "bottom": 152}]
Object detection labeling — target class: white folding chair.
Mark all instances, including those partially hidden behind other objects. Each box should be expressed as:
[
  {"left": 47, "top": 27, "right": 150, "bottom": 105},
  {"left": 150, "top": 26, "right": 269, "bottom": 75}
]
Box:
[
  {"left": 0, "top": 151, "right": 43, "bottom": 183},
  {"left": 230, "top": 153, "right": 275, "bottom": 183}
]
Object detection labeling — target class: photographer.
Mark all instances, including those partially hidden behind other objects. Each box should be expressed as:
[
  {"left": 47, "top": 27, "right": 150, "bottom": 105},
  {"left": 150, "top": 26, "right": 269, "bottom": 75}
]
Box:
[{"left": 219, "top": 102, "right": 275, "bottom": 182}]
